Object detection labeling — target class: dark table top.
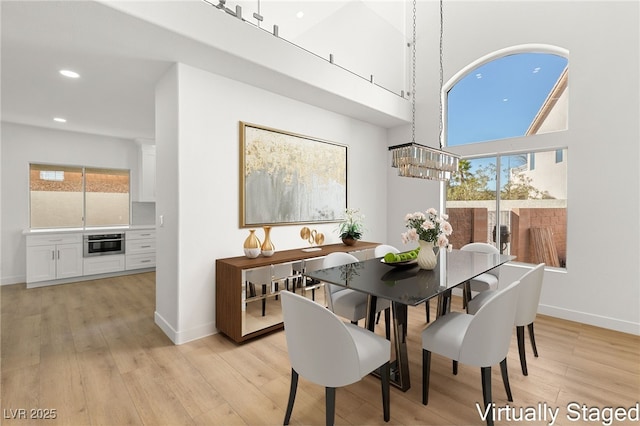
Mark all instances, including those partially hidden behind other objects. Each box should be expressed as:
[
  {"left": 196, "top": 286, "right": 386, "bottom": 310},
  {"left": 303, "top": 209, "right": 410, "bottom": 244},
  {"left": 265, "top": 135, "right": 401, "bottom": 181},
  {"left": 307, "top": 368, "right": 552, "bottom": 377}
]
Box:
[{"left": 304, "top": 249, "right": 514, "bottom": 306}]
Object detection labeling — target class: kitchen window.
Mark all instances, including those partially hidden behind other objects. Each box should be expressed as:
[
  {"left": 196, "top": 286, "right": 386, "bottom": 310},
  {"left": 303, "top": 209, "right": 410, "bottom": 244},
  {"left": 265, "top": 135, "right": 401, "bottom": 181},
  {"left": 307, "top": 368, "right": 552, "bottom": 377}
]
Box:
[{"left": 29, "top": 163, "right": 130, "bottom": 229}]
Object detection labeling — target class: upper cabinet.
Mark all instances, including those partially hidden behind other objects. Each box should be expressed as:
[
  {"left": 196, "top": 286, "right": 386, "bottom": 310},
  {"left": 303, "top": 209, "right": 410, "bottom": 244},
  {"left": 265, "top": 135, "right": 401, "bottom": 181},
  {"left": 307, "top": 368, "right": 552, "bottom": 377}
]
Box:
[{"left": 138, "top": 141, "right": 156, "bottom": 202}]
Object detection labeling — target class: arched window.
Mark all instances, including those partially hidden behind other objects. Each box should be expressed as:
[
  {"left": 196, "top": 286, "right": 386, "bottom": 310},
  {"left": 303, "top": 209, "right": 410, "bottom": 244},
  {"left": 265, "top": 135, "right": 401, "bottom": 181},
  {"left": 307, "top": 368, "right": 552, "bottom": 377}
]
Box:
[
  {"left": 444, "top": 45, "right": 568, "bottom": 269},
  {"left": 446, "top": 47, "right": 568, "bottom": 146}
]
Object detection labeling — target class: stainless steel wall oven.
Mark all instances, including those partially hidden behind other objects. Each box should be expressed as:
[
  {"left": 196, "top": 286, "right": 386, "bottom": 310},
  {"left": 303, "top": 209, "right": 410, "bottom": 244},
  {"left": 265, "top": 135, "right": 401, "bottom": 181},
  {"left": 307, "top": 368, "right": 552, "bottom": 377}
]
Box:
[{"left": 83, "top": 233, "right": 125, "bottom": 257}]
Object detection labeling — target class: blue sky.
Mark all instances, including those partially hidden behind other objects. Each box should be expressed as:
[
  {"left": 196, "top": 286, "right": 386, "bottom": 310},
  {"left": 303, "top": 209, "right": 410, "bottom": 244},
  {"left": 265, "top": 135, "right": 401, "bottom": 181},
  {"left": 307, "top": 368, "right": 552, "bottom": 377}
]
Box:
[
  {"left": 447, "top": 52, "right": 568, "bottom": 147},
  {"left": 445, "top": 52, "right": 567, "bottom": 190}
]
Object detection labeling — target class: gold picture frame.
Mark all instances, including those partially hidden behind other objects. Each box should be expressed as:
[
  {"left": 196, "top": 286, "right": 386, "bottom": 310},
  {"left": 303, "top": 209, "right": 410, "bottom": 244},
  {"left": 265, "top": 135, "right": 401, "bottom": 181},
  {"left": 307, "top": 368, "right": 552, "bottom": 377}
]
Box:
[{"left": 239, "top": 121, "right": 347, "bottom": 227}]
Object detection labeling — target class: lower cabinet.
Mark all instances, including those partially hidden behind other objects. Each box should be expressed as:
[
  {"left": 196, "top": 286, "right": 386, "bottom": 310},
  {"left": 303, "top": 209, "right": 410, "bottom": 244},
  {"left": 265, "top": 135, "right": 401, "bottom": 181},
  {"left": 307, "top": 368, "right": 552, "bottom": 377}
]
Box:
[
  {"left": 26, "top": 234, "right": 83, "bottom": 284},
  {"left": 83, "top": 254, "right": 126, "bottom": 276},
  {"left": 216, "top": 242, "right": 378, "bottom": 343},
  {"left": 126, "top": 230, "right": 156, "bottom": 270},
  {"left": 26, "top": 228, "right": 156, "bottom": 287}
]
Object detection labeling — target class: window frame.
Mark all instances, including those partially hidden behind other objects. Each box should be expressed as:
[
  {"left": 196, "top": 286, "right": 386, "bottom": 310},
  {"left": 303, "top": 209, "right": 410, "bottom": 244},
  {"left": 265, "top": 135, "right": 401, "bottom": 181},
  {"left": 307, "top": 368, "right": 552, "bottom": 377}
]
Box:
[
  {"left": 442, "top": 44, "right": 569, "bottom": 269},
  {"left": 29, "top": 163, "right": 131, "bottom": 229}
]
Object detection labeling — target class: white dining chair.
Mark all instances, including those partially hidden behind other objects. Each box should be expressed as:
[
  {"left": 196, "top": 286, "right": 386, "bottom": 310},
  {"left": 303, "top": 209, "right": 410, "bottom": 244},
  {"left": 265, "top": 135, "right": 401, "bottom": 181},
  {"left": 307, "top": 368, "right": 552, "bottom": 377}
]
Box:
[
  {"left": 298, "top": 257, "right": 326, "bottom": 301},
  {"left": 421, "top": 280, "right": 521, "bottom": 426},
  {"left": 323, "top": 252, "right": 391, "bottom": 339},
  {"left": 271, "top": 262, "right": 295, "bottom": 298},
  {"left": 374, "top": 244, "right": 399, "bottom": 258},
  {"left": 375, "top": 244, "right": 432, "bottom": 324},
  {"left": 460, "top": 242, "right": 501, "bottom": 307},
  {"left": 281, "top": 291, "right": 391, "bottom": 425},
  {"left": 468, "top": 263, "right": 545, "bottom": 375}
]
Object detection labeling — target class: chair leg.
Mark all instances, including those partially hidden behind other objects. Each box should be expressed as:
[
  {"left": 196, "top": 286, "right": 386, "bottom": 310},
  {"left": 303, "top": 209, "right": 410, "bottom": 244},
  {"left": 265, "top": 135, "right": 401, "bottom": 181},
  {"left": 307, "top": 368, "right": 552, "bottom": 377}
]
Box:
[
  {"left": 452, "top": 360, "right": 458, "bottom": 375},
  {"left": 517, "top": 325, "right": 528, "bottom": 376},
  {"left": 380, "top": 361, "right": 390, "bottom": 422},
  {"left": 480, "top": 366, "right": 494, "bottom": 426},
  {"left": 283, "top": 369, "right": 298, "bottom": 425},
  {"left": 425, "top": 300, "right": 430, "bottom": 323},
  {"left": 463, "top": 280, "right": 471, "bottom": 311},
  {"left": 376, "top": 311, "right": 381, "bottom": 324},
  {"left": 422, "top": 350, "right": 431, "bottom": 405},
  {"left": 384, "top": 308, "right": 391, "bottom": 341},
  {"left": 528, "top": 322, "right": 539, "bottom": 357},
  {"left": 325, "top": 387, "right": 336, "bottom": 426},
  {"left": 261, "top": 284, "right": 267, "bottom": 317},
  {"left": 499, "top": 358, "right": 513, "bottom": 402},
  {"left": 351, "top": 320, "right": 358, "bottom": 325}
]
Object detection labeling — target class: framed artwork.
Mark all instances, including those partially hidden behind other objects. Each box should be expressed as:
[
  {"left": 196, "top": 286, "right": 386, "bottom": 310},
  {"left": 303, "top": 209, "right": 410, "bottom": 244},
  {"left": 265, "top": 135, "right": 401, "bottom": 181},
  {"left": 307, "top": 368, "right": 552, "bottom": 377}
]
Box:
[{"left": 239, "top": 121, "right": 347, "bottom": 227}]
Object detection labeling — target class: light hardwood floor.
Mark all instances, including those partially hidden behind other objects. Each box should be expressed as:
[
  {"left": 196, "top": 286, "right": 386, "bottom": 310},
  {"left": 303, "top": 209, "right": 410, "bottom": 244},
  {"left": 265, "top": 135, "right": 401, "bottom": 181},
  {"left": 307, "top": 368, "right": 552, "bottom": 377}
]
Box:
[{"left": 2, "top": 272, "right": 639, "bottom": 425}]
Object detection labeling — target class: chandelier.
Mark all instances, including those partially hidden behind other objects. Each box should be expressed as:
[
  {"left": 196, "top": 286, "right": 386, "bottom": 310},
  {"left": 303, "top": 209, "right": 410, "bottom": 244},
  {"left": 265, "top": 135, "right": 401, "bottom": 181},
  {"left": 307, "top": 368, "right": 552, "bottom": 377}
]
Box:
[{"left": 389, "top": 0, "right": 459, "bottom": 181}]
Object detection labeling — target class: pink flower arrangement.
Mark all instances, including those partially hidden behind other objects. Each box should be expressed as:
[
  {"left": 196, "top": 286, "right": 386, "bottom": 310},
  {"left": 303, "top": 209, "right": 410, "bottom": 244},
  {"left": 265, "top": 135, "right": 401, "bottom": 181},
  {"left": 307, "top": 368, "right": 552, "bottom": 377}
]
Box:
[{"left": 401, "top": 208, "right": 453, "bottom": 248}]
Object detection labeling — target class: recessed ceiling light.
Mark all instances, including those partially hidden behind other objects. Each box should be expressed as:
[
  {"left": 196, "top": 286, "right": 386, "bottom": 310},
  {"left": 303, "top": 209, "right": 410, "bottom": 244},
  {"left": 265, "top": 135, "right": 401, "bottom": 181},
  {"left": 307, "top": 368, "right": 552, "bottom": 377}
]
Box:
[
  {"left": 296, "top": 11, "right": 304, "bottom": 18},
  {"left": 53, "top": 117, "right": 67, "bottom": 123},
  {"left": 59, "top": 69, "right": 80, "bottom": 79}
]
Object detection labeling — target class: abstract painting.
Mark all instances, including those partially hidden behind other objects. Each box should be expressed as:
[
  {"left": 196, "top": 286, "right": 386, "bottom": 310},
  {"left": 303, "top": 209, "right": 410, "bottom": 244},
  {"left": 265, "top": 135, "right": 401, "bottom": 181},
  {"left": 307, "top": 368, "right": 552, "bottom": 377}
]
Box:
[{"left": 240, "top": 121, "right": 347, "bottom": 227}]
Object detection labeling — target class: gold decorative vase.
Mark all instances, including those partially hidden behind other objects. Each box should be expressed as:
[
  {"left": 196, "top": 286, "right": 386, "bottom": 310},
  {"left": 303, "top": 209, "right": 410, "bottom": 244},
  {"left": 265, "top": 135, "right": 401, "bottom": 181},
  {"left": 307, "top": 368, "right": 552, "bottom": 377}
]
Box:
[
  {"left": 243, "top": 229, "right": 261, "bottom": 258},
  {"left": 261, "top": 226, "right": 275, "bottom": 257}
]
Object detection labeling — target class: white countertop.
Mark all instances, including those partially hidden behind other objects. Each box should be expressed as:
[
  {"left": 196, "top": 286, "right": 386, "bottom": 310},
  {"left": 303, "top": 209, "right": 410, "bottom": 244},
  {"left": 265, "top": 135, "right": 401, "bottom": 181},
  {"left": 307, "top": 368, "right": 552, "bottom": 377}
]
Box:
[{"left": 23, "top": 225, "right": 156, "bottom": 235}]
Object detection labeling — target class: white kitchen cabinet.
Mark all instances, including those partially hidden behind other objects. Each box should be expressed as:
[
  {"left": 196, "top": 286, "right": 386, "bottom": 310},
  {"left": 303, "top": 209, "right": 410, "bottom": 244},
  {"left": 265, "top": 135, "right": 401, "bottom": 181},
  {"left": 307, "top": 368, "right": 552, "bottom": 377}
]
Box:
[
  {"left": 26, "top": 234, "right": 83, "bottom": 284},
  {"left": 125, "top": 230, "right": 156, "bottom": 270},
  {"left": 138, "top": 143, "right": 156, "bottom": 202},
  {"left": 83, "top": 254, "right": 126, "bottom": 275}
]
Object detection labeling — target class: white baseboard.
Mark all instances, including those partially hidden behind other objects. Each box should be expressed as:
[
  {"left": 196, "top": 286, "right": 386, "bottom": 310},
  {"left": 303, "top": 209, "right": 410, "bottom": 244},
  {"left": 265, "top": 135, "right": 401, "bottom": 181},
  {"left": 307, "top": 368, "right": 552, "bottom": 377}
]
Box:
[
  {"left": 174, "top": 322, "right": 218, "bottom": 345},
  {"left": 538, "top": 304, "right": 640, "bottom": 336},
  {"left": 154, "top": 311, "right": 218, "bottom": 344},
  {"left": 1, "top": 275, "right": 26, "bottom": 286},
  {"left": 154, "top": 311, "right": 178, "bottom": 343},
  {"left": 449, "top": 288, "right": 639, "bottom": 336}
]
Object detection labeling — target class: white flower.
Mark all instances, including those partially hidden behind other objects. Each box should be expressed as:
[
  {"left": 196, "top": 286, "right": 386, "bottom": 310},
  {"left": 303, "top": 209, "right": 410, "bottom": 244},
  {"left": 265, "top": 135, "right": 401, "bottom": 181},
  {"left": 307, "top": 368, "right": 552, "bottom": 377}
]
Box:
[
  {"left": 402, "top": 207, "right": 454, "bottom": 246},
  {"left": 421, "top": 221, "right": 435, "bottom": 230},
  {"left": 440, "top": 221, "right": 453, "bottom": 236}
]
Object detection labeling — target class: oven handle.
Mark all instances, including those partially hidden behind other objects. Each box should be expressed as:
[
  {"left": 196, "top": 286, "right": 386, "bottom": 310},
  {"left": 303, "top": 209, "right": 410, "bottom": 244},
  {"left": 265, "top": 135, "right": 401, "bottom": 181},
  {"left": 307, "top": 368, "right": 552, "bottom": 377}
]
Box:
[{"left": 85, "top": 238, "right": 124, "bottom": 243}]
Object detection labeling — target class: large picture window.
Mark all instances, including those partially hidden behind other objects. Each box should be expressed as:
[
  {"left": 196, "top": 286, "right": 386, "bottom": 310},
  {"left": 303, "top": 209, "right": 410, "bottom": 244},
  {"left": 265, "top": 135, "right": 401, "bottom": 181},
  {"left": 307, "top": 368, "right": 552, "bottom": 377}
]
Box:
[
  {"left": 446, "top": 151, "right": 567, "bottom": 268},
  {"left": 444, "top": 45, "right": 569, "bottom": 268},
  {"left": 30, "top": 163, "right": 130, "bottom": 229}
]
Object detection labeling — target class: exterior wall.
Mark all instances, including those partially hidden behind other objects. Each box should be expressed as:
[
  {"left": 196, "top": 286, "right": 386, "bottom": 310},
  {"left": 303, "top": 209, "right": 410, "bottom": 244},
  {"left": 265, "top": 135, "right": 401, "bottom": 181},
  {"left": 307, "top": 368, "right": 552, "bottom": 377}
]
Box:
[
  {"left": 510, "top": 208, "right": 567, "bottom": 266},
  {"left": 449, "top": 207, "right": 567, "bottom": 267},
  {"left": 447, "top": 207, "right": 488, "bottom": 250}
]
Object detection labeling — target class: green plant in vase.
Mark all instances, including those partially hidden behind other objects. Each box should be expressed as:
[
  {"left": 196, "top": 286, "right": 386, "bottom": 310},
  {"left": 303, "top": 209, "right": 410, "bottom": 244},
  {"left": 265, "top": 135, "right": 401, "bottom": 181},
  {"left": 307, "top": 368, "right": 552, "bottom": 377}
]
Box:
[{"left": 337, "top": 208, "right": 365, "bottom": 246}]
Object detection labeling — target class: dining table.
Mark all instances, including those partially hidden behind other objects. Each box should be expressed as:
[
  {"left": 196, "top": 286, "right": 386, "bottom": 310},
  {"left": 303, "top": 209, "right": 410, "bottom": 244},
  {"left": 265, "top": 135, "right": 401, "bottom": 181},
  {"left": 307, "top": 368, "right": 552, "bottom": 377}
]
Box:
[{"left": 304, "top": 248, "right": 514, "bottom": 392}]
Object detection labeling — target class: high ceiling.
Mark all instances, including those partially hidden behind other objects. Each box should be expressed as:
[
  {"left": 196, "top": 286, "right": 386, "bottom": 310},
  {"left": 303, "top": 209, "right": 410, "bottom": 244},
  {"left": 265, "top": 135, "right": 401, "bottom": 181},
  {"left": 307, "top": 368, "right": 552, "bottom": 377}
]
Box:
[
  {"left": 1, "top": 1, "right": 408, "bottom": 142},
  {"left": 1, "top": 1, "right": 173, "bottom": 140}
]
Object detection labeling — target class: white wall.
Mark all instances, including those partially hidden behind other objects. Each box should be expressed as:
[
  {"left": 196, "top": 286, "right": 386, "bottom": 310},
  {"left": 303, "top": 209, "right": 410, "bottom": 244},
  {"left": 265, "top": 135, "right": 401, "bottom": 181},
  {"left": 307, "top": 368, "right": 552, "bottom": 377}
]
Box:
[
  {"left": 151, "top": 0, "right": 640, "bottom": 338},
  {"left": 421, "top": 1, "right": 639, "bottom": 334},
  {"left": 2, "top": 1, "right": 637, "bottom": 338},
  {"left": 0, "top": 122, "right": 139, "bottom": 284},
  {"left": 155, "top": 63, "right": 389, "bottom": 343}
]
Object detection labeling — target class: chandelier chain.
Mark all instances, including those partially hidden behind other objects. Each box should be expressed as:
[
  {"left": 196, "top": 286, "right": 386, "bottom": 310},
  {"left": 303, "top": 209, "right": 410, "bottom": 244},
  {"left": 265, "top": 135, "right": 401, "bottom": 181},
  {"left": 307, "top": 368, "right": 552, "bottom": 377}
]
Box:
[
  {"left": 439, "top": 0, "right": 444, "bottom": 149},
  {"left": 411, "top": 0, "right": 417, "bottom": 144}
]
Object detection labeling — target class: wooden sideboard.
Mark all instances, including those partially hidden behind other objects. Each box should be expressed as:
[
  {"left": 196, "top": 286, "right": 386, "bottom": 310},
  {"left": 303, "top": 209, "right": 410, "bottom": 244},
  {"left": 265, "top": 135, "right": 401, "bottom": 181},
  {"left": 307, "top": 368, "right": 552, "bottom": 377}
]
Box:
[{"left": 216, "top": 241, "right": 379, "bottom": 343}]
